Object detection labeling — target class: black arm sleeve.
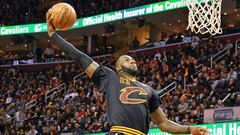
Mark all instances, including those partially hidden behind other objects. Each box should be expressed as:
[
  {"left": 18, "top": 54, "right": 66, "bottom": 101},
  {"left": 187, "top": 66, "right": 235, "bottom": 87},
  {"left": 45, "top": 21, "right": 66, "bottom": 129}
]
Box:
[{"left": 52, "top": 32, "right": 94, "bottom": 70}]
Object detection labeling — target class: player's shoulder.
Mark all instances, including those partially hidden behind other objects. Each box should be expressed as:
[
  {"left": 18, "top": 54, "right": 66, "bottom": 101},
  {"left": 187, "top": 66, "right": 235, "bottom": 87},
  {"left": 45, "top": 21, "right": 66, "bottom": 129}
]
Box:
[
  {"left": 100, "top": 65, "right": 115, "bottom": 72},
  {"left": 137, "top": 82, "right": 154, "bottom": 92},
  {"left": 97, "top": 65, "right": 118, "bottom": 76}
]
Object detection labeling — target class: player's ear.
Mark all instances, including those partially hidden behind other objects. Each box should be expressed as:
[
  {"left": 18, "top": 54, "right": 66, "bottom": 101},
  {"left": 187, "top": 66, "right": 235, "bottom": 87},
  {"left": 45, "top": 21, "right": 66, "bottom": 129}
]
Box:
[
  {"left": 115, "top": 57, "right": 122, "bottom": 73},
  {"left": 115, "top": 65, "right": 121, "bottom": 73}
]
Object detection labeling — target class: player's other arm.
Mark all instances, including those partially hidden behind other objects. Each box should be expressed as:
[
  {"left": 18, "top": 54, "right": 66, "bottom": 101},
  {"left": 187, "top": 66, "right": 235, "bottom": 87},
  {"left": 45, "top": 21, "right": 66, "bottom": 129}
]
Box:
[
  {"left": 150, "top": 108, "right": 208, "bottom": 135},
  {"left": 46, "top": 9, "right": 99, "bottom": 78},
  {"left": 149, "top": 90, "right": 208, "bottom": 135}
]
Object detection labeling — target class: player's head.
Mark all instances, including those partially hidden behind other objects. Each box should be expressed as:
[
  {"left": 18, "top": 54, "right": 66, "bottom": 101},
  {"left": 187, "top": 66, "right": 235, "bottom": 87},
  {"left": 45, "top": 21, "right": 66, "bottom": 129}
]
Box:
[{"left": 115, "top": 55, "right": 138, "bottom": 76}]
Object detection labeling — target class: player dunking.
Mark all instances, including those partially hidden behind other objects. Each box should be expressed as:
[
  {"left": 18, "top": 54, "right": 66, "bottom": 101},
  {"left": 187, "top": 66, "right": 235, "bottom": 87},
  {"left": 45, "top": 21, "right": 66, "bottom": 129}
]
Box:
[{"left": 46, "top": 10, "right": 208, "bottom": 135}]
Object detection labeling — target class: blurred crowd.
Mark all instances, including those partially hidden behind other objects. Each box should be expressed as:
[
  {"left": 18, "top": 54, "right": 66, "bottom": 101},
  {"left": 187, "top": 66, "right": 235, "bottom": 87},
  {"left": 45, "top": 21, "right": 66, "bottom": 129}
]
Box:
[
  {"left": 0, "top": 45, "right": 67, "bottom": 65},
  {"left": 1, "top": 0, "right": 240, "bottom": 134},
  {"left": 0, "top": 33, "right": 201, "bottom": 66},
  {"left": 0, "top": 0, "right": 163, "bottom": 26},
  {"left": 0, "top": 37, "right": 239, "bottom": 134}
]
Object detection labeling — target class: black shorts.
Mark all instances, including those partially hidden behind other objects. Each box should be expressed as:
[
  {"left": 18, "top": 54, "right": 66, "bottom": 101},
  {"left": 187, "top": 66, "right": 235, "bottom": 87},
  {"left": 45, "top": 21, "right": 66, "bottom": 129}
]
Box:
[{"left": 106, "top": 132, "right": 125, "bottom": 135}]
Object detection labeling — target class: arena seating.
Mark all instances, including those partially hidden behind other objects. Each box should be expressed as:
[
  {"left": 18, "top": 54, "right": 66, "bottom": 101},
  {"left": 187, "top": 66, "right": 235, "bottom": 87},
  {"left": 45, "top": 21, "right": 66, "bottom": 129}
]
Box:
[{"left": 0, "top": 36, "right": 239, "bottom": 134}]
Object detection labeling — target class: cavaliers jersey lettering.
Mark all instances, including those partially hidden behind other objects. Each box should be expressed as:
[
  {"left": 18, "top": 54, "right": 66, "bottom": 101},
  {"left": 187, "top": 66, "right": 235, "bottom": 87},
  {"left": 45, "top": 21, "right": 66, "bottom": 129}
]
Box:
[{"left": 92, "top": 66, "right": 160, "bottom": 134}]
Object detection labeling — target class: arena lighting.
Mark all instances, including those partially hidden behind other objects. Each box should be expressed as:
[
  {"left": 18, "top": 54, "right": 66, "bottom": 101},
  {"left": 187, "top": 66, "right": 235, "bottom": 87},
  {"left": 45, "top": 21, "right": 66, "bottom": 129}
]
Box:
[
  {"left": 228, "top": 24, "right": 235, "bottom": 28},
  {"left": 0, "top": 0, "right": 209, "bottom": 36}
]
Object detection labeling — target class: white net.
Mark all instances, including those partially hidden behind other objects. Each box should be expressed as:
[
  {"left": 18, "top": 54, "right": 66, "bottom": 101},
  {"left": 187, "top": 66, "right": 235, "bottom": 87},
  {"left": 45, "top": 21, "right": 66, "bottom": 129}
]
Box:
[{"left": 186, "top": 0, "right": 223, "bottom": 35}]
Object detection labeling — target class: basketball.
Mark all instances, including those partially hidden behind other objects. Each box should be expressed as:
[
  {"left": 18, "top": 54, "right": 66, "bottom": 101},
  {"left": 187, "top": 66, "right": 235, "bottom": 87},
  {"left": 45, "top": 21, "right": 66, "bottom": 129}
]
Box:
[{"left": 50, "top": 3, "right": 76, "bottom": 30}]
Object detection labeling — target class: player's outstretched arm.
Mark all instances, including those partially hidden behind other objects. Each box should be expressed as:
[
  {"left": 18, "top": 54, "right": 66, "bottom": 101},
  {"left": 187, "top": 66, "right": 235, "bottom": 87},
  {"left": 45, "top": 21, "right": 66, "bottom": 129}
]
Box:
[
  {"left": 46, "top": 9, "right": 99, "bottom": 78},
  {"left": 151, "top": 107, "right": 208, "bottom": 135}
]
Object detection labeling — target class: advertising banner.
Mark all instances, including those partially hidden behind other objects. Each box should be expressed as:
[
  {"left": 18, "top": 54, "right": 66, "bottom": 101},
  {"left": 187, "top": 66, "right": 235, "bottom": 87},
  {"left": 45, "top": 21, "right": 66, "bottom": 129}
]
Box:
[
  {"left": 0, "top": 0, "right": 209, "bottom": 36},
  {"left": 204, "top": 107, "right": 240, "bottom": 123}
]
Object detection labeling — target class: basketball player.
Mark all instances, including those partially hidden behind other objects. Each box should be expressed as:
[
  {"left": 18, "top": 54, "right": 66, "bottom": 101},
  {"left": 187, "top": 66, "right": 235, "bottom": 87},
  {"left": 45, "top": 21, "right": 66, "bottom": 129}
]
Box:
[{"left": 46, "top": 10, "right": 208, "bottom": 135}]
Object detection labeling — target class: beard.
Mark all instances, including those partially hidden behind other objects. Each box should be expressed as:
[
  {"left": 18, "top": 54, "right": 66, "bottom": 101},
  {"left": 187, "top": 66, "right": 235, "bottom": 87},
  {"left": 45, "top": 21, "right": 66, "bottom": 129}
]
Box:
[{"left": 121, "top": 66, "right": 138, "bottom": 76}]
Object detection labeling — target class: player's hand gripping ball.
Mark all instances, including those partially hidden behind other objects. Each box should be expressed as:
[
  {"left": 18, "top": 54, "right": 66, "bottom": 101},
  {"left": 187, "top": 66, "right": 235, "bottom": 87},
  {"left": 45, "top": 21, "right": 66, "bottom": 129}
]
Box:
[{"left": 48, "top": 3, "right": 76, "bottom": 30}]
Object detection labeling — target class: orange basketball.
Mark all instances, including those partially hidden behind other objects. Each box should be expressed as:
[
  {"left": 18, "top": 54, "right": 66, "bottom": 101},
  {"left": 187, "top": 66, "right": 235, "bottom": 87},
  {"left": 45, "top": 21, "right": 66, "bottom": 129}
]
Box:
[{"left": 50, "top": 3, "right": 77, "bottom": 30}]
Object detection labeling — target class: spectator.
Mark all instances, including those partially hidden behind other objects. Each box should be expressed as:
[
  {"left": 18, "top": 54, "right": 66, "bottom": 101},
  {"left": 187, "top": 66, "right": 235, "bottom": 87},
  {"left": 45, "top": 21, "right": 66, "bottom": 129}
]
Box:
[
  {"left": 236, "top": 94, "right": 240, "bottom": 106},
  {"left": 132, "top": 36, "right": 140, "bottom": 49},
  {"left": 35, "top": 46, "right": 43, "bottom": 62},
  {"left": 0, "top": 36, "right": 239, "bottom": 134},
  {"left": 44, "top": 45, "right": 55, "bottom": 62}
]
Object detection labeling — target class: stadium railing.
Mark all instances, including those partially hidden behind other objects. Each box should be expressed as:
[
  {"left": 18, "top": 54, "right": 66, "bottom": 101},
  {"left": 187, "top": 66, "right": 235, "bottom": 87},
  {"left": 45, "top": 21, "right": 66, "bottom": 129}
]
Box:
[
  {"left": 25, "top": 99, "right": 37, "bottom": 110},
  {"left": 210, "top": 47, "right": 229, "bottom": 68},
  {"left": 73, "top": 72, "right": 87, "bottom": 86},
  {"left": 222, "top": 93, "right": 232, "bottom": 104},
  {"left": 24, "top": 83, "right": 67, "bottom": 110},
  {"left": 157, "top": 82, "right": 177, "bottom": 98},
  {"left": 194, "top": 64, "right": 203, "bottom": 76},
  {"left": 45, "top": 83, "right": 67, "bottom": 102},
  {"left": 1, "top": 32, "right": 240, "bottom": 71}
]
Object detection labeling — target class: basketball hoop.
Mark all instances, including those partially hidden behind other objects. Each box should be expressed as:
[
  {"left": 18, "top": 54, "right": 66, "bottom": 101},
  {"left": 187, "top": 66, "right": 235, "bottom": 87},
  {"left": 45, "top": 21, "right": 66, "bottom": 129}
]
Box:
[{"left": 186, "top": 0, "right": 223, "bottom": 35}]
